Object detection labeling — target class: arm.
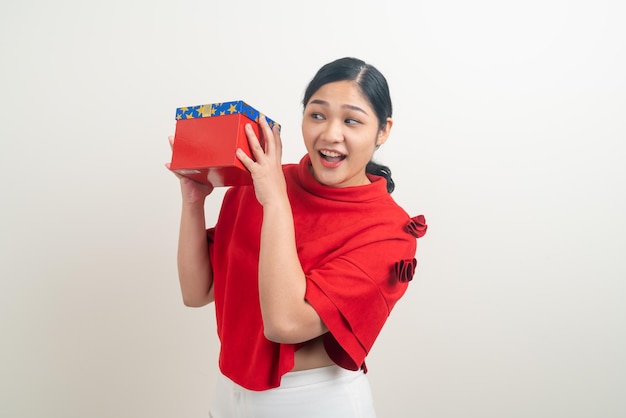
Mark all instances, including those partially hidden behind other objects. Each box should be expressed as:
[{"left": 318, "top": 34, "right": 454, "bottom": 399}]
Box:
[
  {"left": 177, "top": 196, "right": 214, "bottom": 307},
  {"left": 167, "top": 136, "right": 215, "bottom": 307},
  {"left": 237, "top": 120, "right": 328, "bottom": 344},
  {"left": 258, "top": 196, "right": 328, "bottom": 343}
]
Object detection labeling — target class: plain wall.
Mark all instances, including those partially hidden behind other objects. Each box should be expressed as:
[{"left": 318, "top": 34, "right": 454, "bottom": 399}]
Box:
[{"left": 1, "top": 1, "right": 625, "bottom": 417}]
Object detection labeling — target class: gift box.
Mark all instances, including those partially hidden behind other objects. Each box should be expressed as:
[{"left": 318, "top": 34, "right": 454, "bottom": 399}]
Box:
[{"left": 168, "top": 100, "right": 280, "bottom": 187}]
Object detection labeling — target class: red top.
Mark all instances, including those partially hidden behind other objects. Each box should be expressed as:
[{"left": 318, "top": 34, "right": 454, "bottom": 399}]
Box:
[{"left": 208, "top": 155, "right": 427, "bottom": 391}]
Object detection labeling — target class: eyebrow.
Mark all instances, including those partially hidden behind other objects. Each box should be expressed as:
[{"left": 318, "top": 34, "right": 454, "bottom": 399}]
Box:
[{"left": 309, "top": 99, "right": 369, "bottom": 115}]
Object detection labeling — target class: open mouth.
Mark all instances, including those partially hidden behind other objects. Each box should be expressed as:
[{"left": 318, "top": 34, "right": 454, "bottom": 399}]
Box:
[{"left": 319, "top": 150, "right": 346, "bottom": 163}]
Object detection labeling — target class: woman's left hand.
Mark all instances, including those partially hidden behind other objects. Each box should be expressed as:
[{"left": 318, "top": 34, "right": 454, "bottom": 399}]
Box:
[{"left": 236, "top": 116, "right": 287, "bottom": 207}]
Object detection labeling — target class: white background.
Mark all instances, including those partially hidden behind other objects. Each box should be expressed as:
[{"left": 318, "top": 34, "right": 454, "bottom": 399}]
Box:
[{"left": 1, "top": 1, "right": 625, "bottom": 417}]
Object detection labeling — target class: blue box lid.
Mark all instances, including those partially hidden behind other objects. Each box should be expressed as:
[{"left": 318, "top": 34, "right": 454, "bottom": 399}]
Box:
[{"left": 175, "top": 100, "right": 280, "bottom": 130}]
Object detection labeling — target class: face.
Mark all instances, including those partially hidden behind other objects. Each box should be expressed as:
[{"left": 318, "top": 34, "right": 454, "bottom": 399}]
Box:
[{"left": 302, "top": 80, "right": 392, "bottom": 188}]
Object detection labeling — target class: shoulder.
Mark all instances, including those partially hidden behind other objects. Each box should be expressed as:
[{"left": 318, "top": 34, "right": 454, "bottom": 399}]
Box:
[{"left": 219, "top": 184, "right": 260, "bottom": 215}]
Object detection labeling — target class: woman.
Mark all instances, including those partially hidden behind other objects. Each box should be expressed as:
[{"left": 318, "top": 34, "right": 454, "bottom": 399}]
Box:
[{"left": 170, "top": 57, "right": 427, "bottom": 417}]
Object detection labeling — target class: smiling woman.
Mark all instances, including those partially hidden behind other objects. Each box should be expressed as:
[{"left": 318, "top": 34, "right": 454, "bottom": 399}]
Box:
[
  {"left": 302, "top": 80, "right": 392, "bottom": 188},
  {"left": 302, "top": 58, "right": 396, "bottom": 192},
  {"left": 170, "top": 57, "right": 427, "bottom": 418}
]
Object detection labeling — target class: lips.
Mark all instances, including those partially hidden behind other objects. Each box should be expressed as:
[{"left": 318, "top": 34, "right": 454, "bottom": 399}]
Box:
[{"left": 319, "top": 149, "right": 346, "bottom": 164}]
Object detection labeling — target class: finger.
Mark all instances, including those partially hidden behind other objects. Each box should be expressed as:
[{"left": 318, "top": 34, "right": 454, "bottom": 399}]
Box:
[
  {"left": 236, "top": 147, "right": 257, "bottom": 172},
  {"left": 272, "top": 123, "right": 282, "bottom": 158},
  {"left": 165, "top": 163, "right": 184, "bottom": 180},
  {"left": 258, "top": 117, "right": 269, "bottom": 154},
  {"left": 168, "top": 135, "right": 174, "bottom": 150},
  {"left": 259, "top": 116, "right": 281, "bottom": 159},
  {"left": 257, "top": 116, "right": 272, "bottom": 155},
  {"left": 244, "top": 123, "right": 265, "bottom": 161}
]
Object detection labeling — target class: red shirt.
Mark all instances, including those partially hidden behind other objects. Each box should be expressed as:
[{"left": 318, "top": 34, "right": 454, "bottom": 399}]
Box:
[{"left": 208, "top": 155, "right": 426, "bottom": 391}]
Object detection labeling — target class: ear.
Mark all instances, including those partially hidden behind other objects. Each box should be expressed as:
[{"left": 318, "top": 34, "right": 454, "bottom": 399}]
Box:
[{"left": 376, "top": 117, "right": 393, "bottom": 147}]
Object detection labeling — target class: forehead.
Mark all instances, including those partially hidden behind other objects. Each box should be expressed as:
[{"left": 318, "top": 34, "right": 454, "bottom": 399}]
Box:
[{"left": 307, "top": 80, "right": 372, "bottom": 111}]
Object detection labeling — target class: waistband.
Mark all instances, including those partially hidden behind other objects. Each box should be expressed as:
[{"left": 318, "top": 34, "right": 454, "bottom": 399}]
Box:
[{"left": 278, "top": 365, "right": 363, "bottom": 388}]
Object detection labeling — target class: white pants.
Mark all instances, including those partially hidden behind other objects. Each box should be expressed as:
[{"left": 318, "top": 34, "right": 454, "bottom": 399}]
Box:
[{"left": 209, "top": 365, "right": 377, "bottom": 418}]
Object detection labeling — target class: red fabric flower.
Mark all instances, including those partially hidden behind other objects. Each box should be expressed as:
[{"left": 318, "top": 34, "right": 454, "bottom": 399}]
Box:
[
  {"left": 394, "top": 258, "right": 417, "bottom": 283},
  {"left": 406, "top": 215, "right": 427, "bottom": 238}
]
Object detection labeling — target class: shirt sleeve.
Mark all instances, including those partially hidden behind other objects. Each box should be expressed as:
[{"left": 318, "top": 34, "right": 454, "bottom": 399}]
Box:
[{"left": 304, "top": 234, "right": 416, "bottom": 371}]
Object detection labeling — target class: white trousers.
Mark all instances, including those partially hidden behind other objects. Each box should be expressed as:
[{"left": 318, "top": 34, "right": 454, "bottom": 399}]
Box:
[{"left": 209, "top": 365, "right": 377, "bottom": 418}]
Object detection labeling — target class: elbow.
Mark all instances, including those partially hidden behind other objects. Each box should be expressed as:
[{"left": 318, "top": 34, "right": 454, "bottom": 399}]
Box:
[
  {"left": 182, "top": 297, "right": 207, "bottom": 308},
  {"left": 181, "top": 292, "right": 214, "bottom": 308},
  {"left": 180, "top": 282, "right": 214, "bottom": 307},
  {"left": 261, "top": 303, "right": 326, "bottom": 344},
  {"left": 263, "top": 320, "right": 301, "bottom": 344}
]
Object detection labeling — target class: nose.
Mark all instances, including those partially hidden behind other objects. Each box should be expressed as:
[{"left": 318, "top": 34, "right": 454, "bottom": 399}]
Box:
[{"left": 320, "top": 119, "right": 344, "bottom": 143}]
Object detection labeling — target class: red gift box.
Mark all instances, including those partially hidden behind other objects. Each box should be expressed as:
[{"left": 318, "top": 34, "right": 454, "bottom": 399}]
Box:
[{"left": 168, "top": 100, "right": 280, "bottom": 187}]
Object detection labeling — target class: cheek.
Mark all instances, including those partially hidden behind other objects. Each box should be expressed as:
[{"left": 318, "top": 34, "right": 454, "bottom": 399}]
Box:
[
  {"left": 301, "top": 132, "right": 316, "bottom": 153},
  {"left": 348, "top": 135, "right": 377, "bottom": 156},
  {"left": 302, "top": 124, "right": 319, "bottom": 146}
]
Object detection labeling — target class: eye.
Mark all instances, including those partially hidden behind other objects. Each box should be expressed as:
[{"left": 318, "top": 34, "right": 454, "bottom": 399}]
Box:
[
  {"left": 345, "top": 118, "right": 361, "bottom": 125},
  {"left": 311, "top": 112, "right": 324, "bottom": 120}
]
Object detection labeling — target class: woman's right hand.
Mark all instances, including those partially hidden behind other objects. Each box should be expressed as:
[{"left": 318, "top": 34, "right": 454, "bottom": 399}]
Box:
[{"left": 166, "top": 135, "right": 214, "bottom": 204}]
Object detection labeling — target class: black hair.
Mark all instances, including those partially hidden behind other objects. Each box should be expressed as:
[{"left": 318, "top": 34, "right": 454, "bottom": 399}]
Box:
[{"left": 302, "top": 57, "right": 395, "bottom": 193}]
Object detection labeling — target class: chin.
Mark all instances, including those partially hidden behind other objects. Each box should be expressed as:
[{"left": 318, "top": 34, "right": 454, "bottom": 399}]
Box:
[
  {"left": 314, "top": 174, "right": 339, "bottom": 187},
  {"left": 311, "top": 169, "right": 340, "bottom": 187}
]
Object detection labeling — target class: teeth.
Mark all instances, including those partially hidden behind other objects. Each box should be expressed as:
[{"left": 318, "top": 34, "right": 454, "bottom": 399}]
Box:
[{"left": 320, "top": 150, "right": 344, "bottom": 157}]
